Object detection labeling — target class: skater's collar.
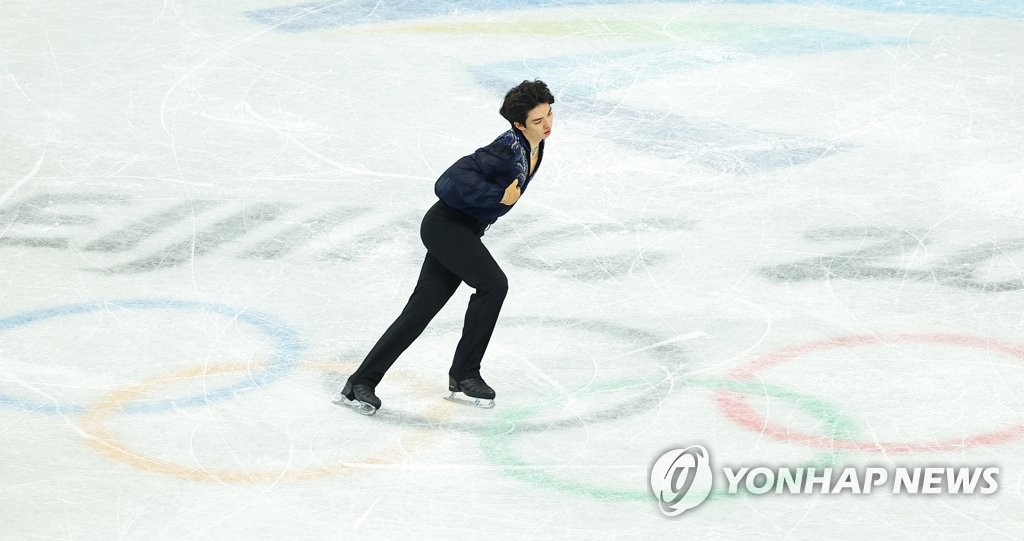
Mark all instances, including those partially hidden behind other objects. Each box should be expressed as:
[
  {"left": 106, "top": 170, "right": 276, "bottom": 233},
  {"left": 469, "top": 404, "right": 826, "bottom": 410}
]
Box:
[{"left": 511, "top": 128, "right": 544, "bottom": 155}]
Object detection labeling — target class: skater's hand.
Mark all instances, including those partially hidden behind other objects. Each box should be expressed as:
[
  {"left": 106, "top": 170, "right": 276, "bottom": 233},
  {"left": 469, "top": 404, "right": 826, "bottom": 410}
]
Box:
[{"left": 501, "top": 179, "right": 521, "bottom": 205}]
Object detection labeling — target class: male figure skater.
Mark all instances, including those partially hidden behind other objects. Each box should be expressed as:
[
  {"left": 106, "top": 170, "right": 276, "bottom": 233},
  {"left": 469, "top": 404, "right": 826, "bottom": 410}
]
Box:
[{"left": 337, "top": 80, "right": 555, "bottom": 414}]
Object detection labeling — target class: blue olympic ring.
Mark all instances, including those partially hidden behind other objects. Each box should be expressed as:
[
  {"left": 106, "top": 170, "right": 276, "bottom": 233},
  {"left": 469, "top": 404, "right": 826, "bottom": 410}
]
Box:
[{"left": 0, "top": 299, "right": 304, "bottom": 415}]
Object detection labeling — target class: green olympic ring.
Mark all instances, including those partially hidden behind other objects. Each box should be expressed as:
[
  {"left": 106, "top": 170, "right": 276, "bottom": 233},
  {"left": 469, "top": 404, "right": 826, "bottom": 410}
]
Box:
[{"left": 480, "top": 375, "right": 858, "bottom": 503}]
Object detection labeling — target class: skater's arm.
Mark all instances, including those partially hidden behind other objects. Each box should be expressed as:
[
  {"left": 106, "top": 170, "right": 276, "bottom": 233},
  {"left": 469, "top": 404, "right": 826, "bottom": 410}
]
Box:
[{"left": 436, "top": 142, "right": 519, "bottom": 208}]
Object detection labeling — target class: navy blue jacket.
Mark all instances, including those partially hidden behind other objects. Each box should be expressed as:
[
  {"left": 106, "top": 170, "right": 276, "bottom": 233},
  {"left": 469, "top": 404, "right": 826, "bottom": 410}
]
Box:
[{"left": 434, "top": 129, "right": 544, "bottom": 225}]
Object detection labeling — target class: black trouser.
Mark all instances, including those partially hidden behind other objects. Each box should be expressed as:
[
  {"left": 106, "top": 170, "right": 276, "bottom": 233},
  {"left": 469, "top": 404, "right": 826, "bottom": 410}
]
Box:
[{"left": 347, "top": 200, "right": 508, "bottom": 387}]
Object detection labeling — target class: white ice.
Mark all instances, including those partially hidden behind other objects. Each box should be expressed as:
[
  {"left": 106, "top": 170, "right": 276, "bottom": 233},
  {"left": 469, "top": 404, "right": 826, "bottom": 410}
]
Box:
[{"left": 2, "top": 1, "right": 1024, "bottom": 539}]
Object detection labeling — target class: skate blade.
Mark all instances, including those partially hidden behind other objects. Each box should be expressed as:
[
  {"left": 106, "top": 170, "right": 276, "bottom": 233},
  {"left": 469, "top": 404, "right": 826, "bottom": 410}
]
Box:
[
  {"left": 332, "top": 395, "right": 378, "bottom": 416},
  {"left": 444, "top": 391, "right": 495, "bottom": 409}
]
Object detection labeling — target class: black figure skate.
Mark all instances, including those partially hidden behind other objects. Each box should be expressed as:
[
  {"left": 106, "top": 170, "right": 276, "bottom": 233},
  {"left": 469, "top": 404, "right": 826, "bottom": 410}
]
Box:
[
  {"left": 334, "top": 380, "right": 382, "bottom": 415},
  {"left": 445, "top": 376, "right": 496, "bottom": 409}
]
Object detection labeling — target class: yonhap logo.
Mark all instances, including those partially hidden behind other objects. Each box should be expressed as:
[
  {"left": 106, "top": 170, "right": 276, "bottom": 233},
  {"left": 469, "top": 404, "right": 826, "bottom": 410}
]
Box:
[
  {"left": 649, "top": 445, "right": 714, "bottom": 516},
  {"left": 649, "top": 444, "right": 1000, "bottom": 517}
]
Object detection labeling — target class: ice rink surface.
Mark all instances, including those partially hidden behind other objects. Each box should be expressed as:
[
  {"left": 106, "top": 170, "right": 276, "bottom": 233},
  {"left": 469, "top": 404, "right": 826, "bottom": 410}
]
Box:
[{"left": 2, "top": 0, "right": 1024, "bottom": 538}]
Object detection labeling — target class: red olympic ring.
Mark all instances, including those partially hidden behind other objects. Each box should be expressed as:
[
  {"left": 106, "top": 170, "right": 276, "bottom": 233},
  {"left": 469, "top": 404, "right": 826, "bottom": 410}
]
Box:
[{"left": 716, "top": 333, "right": 1024, "bottom": 453}]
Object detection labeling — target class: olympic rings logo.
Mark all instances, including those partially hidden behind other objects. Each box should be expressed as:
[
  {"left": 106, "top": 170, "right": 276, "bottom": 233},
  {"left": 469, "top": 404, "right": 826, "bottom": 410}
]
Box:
[
  {"left": 0, "top": 299, "right": 303, "bottom": 415},
  {"left": 4, "top": 300, "right": 1023, "bottom": 506},
  {"left": 717, "top": 333, "right": 1024, "bottom": 454},
  {"left": 80, "top": 361, "right": 447, "bottom": 482}
]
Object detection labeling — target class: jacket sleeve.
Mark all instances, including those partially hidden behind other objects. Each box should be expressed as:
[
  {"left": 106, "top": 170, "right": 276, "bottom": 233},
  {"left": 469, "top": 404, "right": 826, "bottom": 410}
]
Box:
[{"left": 435, "top": 142, "right": 518, "bottom": 208}]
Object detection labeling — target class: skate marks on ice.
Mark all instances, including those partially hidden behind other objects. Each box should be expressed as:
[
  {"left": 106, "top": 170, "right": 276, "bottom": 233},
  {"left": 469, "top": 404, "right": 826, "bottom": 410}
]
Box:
[
  {"left": 243, "top": 205, "right": 369, "bottom": 260},
  {"left": 325, "top": 316, "right": 704, "bottom": 435},
  {"left": 84, "top": 200, "right": 223, "bottom": 253},
  {"left": 760, "top": 226, "right": 1024, "bottom": 292},
  {"left": 254, "top": 3, "right": 900, "bottom": 174},
  {"left": 0, "top": 192, "right": 693, "bottom": 280},
  {"left": 503, "top": 215, "right": 696, "bottom": 281},
  {"left": 6, "top": 300, "right": 1021, "bottom": 498},
  {"left": 0, "top": 194, "right": 129, "bottom": 249},
  {"left": 716, "top": 332, "right": 1024, "bottom": 454},
  {"left": 0, "top": 194, "right": 400, "bottom": 273},
  {"left": 99, "top": 203, "right": 294, "bottom": 274},
  {"left": 479, "top": 374, "right": 860, "bottom": 503},
  {"left": 484, "top": 327, "right": 1024, "bottom": 503},
  {"left": 467, "top": 20, "right": 895, "bottom": 173},
  {"left": 244, "top": 0, "right": 1024, "bottom": 34},
  {"left": 473, "top": 44, "right": 871, "bottom": 173},
  {"left": 13, "top": 307, "right": 714, "bottom": 484},
  {"left": 316, "top": 209, "right": 418, "bottom": 263},
  {"left": 0, "top": 299, "right": 304, "bottom": 415},
  {"left": 5, "top": 193, "right": 1022, "bottom": 292},
  {"left": 8, "top": 297, "right": 1015, "bottom": 506},
  {"left": 245, "top": 0, "right": 711, "bottom": 32},
  {"left": 78, "top": 361, "right": 449, "bottom": 483}
]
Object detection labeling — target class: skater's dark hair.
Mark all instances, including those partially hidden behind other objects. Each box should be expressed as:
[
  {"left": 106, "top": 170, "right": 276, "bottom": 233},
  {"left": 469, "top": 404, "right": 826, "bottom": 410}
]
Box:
[{"left": 499, "top": 79, "right": 555, "bottom": 130}]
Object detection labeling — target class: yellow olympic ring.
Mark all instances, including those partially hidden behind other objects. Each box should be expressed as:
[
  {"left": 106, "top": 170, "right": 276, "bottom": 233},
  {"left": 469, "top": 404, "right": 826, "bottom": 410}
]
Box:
[{"left": 78, "top": 362, "right": 452, "bottom": 483}]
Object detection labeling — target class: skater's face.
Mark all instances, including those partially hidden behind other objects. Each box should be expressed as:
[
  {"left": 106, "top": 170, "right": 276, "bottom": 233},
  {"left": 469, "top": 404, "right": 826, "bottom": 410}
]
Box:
[{"left": 514, "top": 103, "right": 553, "bottom": 144}]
